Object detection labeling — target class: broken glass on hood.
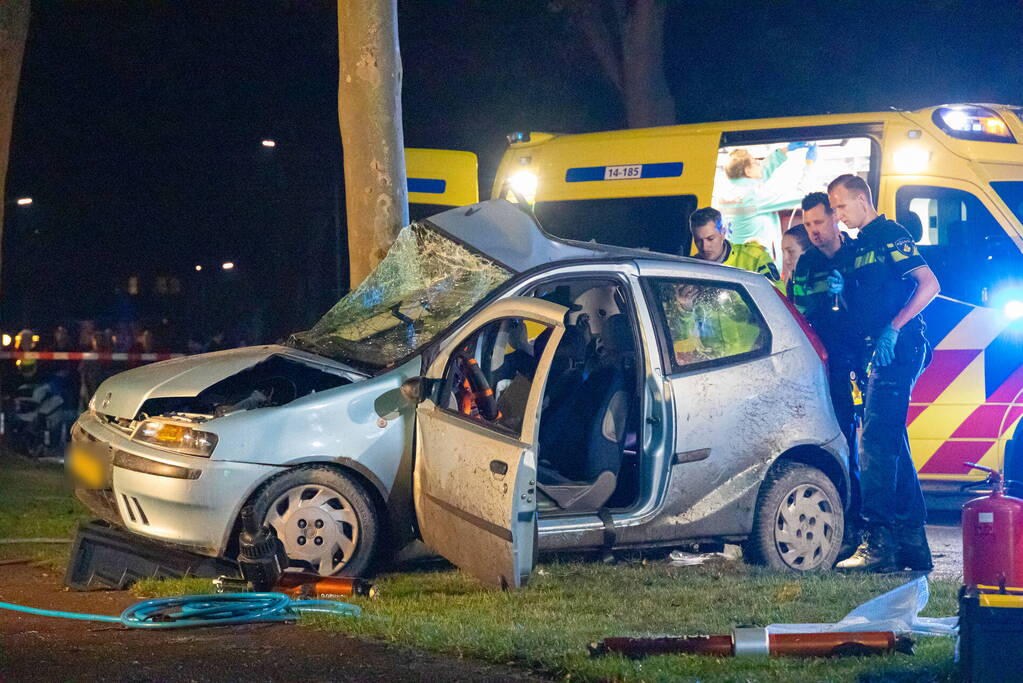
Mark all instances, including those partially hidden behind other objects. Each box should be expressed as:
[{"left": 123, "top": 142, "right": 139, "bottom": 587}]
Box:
[{"left": 289, "top": 222, "right": 512, "bottom": 369}]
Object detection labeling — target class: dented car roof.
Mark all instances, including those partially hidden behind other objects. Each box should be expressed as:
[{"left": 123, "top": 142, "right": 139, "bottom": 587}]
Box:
[{"left": 425, "top": 199, "right": 697, "bottom": 273}]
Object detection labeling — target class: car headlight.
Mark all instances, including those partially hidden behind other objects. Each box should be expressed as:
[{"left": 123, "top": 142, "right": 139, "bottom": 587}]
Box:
[{"left": 131, "top": 420, "right": 218, "bottom": 457}]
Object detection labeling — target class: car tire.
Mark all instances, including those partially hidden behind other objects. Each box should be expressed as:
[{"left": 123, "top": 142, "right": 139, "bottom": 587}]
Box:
[
  {"left": 745, "top": 461, "right": 844, "bottom": 572},
  {"left": 246, "top": 464, "right": 382, "bottom": 577}
]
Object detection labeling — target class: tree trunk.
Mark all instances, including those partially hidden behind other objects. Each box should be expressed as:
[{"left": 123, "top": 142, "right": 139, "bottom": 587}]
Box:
[
  {"left": 620, "top": 0, "right": 674, "bottom": 129},
  {"left": 561, "top": 0, "right": 675, "bottom": 129},
  {"left": 337, "top": 0, "right": 408, "bottom": 288},
  {"left": 0, "top": 0, "right": 30, "bottom": 295}
]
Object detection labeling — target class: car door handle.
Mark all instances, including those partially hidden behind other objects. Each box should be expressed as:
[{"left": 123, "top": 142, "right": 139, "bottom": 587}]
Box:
[
  {"left": 490, "top": 460, "right": 508, "bottom": 476},
  {"left": 675, "top": 448, "right": 711, "bottom": 464}
]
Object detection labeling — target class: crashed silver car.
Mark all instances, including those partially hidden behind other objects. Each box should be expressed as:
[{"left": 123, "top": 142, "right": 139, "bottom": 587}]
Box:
[{"left": 69, "top": 199, "right": 849, "bottom": 587}]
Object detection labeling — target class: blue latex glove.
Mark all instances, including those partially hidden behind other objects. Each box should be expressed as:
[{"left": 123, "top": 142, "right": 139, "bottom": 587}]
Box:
[
  {"left": 805, "top": 143, "right": 818, "bottom": 163},
  {"left": 787, "top": 141, "right": 809, "bottom": 151},
  {"left": 826, "top": 269, "right": 844, "bottom": 295},
  {"left": 872, "top": 324, "right": 899, "bottom": 367}
]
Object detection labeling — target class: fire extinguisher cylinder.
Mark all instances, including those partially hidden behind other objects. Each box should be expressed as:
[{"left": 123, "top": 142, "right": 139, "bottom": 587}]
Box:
[{"left": 962, "top": 462, "right": 1023, "bottom": 589}]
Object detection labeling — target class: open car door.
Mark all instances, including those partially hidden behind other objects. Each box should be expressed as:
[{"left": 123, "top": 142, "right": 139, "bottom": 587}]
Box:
[
  {"left": 413, "top": 297, "right": 566, "bottom": 589},
  {"left": 405, "top": 148, "right": 479, "bottom": 219}
]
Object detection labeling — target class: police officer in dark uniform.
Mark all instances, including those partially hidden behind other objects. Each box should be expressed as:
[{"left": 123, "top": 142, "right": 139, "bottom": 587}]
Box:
[
  {"left": 828, "top": 174, "right": 941, "bottom": 573},
  {"left": 789, "top": 192, "right": 863, "bottom": 553}
]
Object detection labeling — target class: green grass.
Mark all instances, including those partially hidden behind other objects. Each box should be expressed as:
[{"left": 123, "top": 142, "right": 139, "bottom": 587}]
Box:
[
  {"left": 311, "top": 560, "right": 959, "bottom": 682},
  {"left": 0, "top": 452, "right": 89, "bottom": 568},
  {"left": 134, "top": 558, "right": 959, "bottom": 682},
  {"left": 133, "top": 576, "right": 215, "bottom": 597},
  {"left": 1, "top": 456, "right": 959, "bottom": 681}
]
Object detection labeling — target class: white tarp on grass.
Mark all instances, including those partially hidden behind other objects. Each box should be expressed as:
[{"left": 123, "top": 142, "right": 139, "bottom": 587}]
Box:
[{"left": 767, "top": 576, "right": 957, "bottom": 637}]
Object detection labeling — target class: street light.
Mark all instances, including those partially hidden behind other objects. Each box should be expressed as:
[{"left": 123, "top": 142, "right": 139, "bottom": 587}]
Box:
[
  {"left": 222, "top": 261, "right": 235, "bottom": 270},
  {"left": 15, "top": 197, "right": 32, "bottom": 205},
  {"left": 261, "top": 139, "right": 276, "bottom": 148},
  {"left": 195, "top": 264, "right": 202, "bottom": 271}
]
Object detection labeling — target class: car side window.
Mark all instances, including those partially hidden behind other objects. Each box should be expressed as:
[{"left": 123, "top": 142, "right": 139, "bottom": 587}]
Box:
[
  {"left": 440, "top": 317, "right": 554, "bottom": 436},
  {"left": 646, "top": 278, "right": 769, "bottom": 372}
]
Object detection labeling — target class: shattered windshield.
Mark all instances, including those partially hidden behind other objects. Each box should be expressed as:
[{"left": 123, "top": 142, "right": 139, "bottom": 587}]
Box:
[{"left": 289, "top": 223, "right": 512, "bottom": 369}]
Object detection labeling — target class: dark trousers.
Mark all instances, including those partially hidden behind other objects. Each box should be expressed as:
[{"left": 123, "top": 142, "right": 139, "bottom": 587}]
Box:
[
  {"left": 828, "top": 360, "right": 861, "bottom": 529},
  {"left": 859, "top": 333, "right": 928, "bottom": 529}
]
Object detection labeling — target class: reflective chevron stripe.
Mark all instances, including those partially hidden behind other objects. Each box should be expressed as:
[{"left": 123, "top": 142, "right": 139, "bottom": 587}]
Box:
[{"left": 908, "top": 295, "right": 1023, "bottom": 479}]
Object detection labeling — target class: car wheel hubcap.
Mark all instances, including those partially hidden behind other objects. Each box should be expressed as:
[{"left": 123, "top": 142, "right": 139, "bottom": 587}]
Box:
[
  {"left": 265, "top": 484, "right": 360, "bottom": 575},
  {"left": 773, "top": 483, "right": 837, "bottom": 570}
]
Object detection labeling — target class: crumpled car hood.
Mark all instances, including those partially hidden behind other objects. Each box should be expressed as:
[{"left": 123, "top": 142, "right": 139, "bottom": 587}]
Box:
[{"left": 91, "top": 345, "right": 361, "bottom": 420}]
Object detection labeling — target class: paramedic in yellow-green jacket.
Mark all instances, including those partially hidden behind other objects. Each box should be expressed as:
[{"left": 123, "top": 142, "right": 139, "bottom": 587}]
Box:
[{"left": 689, "top": 207, "right": 780, "bottom": 282}]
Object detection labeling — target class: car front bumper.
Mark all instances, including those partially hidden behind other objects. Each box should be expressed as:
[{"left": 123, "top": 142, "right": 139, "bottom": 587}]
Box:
[{"left": 71, "top": 411, "right": 281, "bottom": 556}]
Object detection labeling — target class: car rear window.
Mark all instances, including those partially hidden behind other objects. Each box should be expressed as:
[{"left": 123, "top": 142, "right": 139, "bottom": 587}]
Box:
[{"left": 645, "top": 278, "right": 770, "bottom": 374}]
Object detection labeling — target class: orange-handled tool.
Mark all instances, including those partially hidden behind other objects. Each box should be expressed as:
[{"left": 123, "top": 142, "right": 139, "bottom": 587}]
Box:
[
  {"left": 590, "top": 629, "right": 913, "bottom": 658},
  {"left": 275, "top": 572, "right": 377, "bottom": 599}
]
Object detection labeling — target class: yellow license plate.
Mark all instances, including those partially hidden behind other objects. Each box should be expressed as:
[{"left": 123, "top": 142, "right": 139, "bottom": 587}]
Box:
[{"left": 67, "top": 445, "right": 108, "bottom": 489}]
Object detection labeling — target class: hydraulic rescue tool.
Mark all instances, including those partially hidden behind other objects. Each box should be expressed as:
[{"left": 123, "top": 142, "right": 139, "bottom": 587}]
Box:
[
  {"left": 213, "top": 573, "right": 377, "bottom": 599},
  {"left": 237, "top": 506, "right": 289, "bottom": 591},
  {"left": 275, "top": 573, "right": 376, "bottom": 599},
  {"left": 589, "top": 629, "right": 914, "bottom": 658},
  {"left": 228, "top": 506, "right": 377, "bottom": 598}
]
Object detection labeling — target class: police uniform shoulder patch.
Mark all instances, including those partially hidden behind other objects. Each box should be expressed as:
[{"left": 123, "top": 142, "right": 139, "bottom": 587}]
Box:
[{"left": 894, "top": 237, "right": 915, "bottom": 254}]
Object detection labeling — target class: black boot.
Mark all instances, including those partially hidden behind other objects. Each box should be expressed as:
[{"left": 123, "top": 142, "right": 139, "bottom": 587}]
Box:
[
  {"left": 837, "top": 522, "right": 863, "bottom": 562},
  {"left": 895, "top": 525, "right": 933, "bottom": 571},
  {"left": 836, "top": 525, "right": 898, "bottom": 572}
]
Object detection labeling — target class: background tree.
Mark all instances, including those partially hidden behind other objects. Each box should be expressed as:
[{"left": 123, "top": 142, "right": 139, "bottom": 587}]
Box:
[
  {"left": 550, "top": 0, "right": 675, "bottom": 128},
  {"left": 0, "top": 0, "right": 30, "bottom": 293},
  {"left": 337, "top": 0, "right": 408, "bottom": 287}
]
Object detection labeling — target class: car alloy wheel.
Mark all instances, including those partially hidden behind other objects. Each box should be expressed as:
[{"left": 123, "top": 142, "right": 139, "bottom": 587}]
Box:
[
  {"left": 772, "top": 482, "right": 838, "bottom": 570},
  {"left": 264, "top": 483, "right": 361, "bottom": 575}
]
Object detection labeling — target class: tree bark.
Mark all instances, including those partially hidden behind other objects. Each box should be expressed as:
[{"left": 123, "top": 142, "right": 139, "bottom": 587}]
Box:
[
  {"left": 337, "top": 0, "right": 408, "bottom": 288},
  {"left": 0, "top": 0, "right": 30, "bottom": 295},
  {"left": 620, "top": 0, "right": 674, "bottom": 128}
]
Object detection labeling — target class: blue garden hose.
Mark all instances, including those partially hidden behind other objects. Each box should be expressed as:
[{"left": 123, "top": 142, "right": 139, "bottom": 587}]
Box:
[{"left": 0, "top": 592, "right": 360, "bottom": 629}]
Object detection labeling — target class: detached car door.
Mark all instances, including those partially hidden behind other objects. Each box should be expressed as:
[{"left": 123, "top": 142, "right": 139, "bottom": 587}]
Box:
[{"left": 414, "top": 297, "right": 566, "bottom": 588}]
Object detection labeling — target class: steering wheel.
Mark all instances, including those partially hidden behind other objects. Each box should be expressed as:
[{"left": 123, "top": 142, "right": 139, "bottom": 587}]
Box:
[{"left": 456, "top": 356, "right": 499, "bottom": 421}]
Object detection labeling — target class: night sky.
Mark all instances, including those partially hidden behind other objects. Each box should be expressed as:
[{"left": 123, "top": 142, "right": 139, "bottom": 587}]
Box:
[{"left": 4, "top": 0, "right": 1022, "bottom": 344}]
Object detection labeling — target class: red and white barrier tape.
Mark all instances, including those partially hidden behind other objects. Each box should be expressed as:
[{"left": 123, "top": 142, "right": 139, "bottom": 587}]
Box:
[{"left": 0, "top": 351, "right": 184, "bottom": 362}]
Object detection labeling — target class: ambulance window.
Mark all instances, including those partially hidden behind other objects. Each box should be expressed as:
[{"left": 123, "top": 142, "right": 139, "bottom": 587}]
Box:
[
  {"left": 896, "top": 186, "right": 1023, "bottom": 307},
  {"left": 440, "top": 317, "right": 554, "bottom": 436},
  {"left": 646, "top": 278, "right": 770, "bottom": 373},
  {"left": 992, "top": 181, "right": 1023, "bottom": 227},
  {"left": 711, "top": 137, "right": 874, "bottom": 259},
  {"left": 533, "top": 195, "right": 697, "bottom": 256}
]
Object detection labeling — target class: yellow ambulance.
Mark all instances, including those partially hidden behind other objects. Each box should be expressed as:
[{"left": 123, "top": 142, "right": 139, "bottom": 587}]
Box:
[
  {"left": 490, "top": 104, "right": 1023, "bottom": 497},
  {"left": 405, "top": 147, "right": 478, "bottom": 218}
]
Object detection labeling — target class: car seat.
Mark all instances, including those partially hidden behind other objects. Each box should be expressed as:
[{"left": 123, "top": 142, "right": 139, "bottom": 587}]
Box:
[
  {"left": 537, "top": 314, "right": 635, "bottom": 511},
  {"left": 538, "top": 325, "right": 587, "bottom": 414}
]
